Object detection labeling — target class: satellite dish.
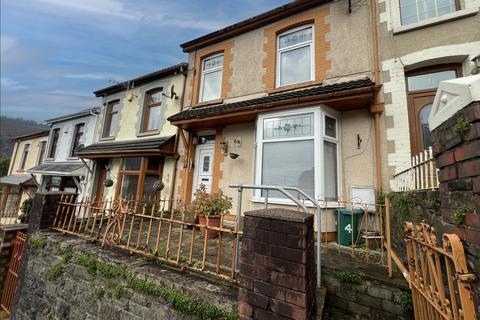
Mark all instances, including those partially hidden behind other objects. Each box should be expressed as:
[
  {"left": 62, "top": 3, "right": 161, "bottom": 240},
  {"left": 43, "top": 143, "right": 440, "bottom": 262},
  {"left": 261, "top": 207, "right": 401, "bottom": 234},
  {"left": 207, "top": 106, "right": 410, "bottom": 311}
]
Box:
[{"left": 104, "top": 179, "right": 114, "bottom": 187}]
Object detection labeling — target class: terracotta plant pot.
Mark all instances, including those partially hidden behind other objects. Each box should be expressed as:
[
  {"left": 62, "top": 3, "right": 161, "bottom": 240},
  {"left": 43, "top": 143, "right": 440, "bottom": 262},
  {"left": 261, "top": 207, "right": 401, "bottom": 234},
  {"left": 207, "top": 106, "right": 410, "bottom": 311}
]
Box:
[{"left": 199, "top": 215, "right": 221, "bottom": 239}]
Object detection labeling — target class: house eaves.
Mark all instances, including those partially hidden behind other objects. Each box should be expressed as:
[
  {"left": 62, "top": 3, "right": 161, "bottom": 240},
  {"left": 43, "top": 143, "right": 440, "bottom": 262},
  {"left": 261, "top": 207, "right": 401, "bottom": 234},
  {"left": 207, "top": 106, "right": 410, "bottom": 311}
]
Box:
[
  {"left": 93, "top": 62, "right": 188, "bottom": 97},
  {"left": 45, "top": 107, "right": 100, "bottom": 125},
  {"left": 180, "top": 0, "right": 332, "bottom": 52}
]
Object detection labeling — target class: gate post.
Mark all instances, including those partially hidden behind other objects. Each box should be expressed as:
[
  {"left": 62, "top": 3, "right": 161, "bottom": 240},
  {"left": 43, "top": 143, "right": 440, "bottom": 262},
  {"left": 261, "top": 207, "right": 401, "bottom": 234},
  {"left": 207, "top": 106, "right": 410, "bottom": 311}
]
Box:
[{"left": 238, "top": 208, "right": 316, "bottom": 320}]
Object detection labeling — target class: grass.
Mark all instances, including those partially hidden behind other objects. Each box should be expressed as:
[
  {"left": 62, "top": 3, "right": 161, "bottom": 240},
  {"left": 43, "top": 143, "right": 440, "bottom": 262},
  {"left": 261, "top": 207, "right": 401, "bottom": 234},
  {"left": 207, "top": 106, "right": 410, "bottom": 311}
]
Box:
[
  {"left": 29, "top": 236, "right": 47, "bottom": 249},
  {"left": 332, "top": 271, "right": 363, "bottom": 284}
]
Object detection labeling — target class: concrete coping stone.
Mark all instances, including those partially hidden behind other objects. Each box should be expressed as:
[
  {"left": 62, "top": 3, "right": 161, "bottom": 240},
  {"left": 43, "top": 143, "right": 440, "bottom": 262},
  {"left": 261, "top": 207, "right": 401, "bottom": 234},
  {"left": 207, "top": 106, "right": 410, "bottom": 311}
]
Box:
[
  {"left": 0, "top": 224, "right": 28, "bottom": 231},
  {"left": 245, "top": 208, "right": 313, "bottom": 223}
]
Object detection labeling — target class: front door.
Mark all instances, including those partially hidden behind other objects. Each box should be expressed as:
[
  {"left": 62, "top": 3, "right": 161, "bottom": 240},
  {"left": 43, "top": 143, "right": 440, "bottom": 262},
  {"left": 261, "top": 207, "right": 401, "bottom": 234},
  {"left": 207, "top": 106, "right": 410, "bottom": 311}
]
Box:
[
  {"left": 95, "top": 161, "right": 108, "bottom": 202},
  {"left": 408, "top": 93, "right": 435, "bottom": 156},
  {"left": 193, "top": 143, "right": 215, "bottom": 195}
]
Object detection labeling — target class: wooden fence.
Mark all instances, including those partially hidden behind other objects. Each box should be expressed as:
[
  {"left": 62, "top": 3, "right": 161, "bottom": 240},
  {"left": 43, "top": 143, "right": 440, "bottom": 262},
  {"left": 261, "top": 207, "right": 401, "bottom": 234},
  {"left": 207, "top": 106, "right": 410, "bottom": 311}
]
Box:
[
  {"left": 392, "top": 147, "right": 439, "bottom": 191},
  {"left": 0, "top": 231, "right": 26, "bottom": 315},
  {"left": 50, "top": 195, "right": 242, "bottom": 281}
]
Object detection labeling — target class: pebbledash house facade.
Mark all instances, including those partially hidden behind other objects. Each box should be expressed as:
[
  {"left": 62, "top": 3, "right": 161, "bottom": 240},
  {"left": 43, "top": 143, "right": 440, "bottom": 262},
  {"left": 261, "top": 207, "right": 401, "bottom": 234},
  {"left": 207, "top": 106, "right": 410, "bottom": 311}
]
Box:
[
  {"left": 168, "top": 0, "right": 385, "bottom": 237},
  {"left": 79, "top": 63, "right": 187, "bottom": 207}
]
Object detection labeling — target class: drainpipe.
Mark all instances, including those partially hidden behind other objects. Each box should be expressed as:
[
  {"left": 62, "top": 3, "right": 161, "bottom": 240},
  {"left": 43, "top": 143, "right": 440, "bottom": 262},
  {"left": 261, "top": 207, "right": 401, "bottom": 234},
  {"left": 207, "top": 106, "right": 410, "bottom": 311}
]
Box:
[
  {"left": 370, "top": 0, "right": 384, "bottom": 195},
  {"left": 168, "top": 66, "right": 188, "bottom": 211}
]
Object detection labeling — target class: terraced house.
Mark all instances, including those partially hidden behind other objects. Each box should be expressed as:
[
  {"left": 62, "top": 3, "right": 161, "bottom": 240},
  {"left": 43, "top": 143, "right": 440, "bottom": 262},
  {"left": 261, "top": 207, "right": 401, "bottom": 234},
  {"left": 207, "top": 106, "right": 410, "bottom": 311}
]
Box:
[
  {"left": 377, "top": 0, "right": 480, "bottom": 188},
  {"left": 79, "top": 63, "right": 187, "bottom": 206},
  {"left": 0, "top": 130, "right": 49, "bottom": 222},
  {"left": 169, "top": 0, "right": 385, "bottom": 237},
  {"left": 28, "top": 109, "right": 98, "bottom": 198}
]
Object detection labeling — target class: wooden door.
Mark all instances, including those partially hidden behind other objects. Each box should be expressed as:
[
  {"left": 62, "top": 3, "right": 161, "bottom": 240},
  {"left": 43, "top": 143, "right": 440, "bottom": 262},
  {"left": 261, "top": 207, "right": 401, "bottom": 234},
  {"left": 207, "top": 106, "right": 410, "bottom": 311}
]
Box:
[
  {"left": 408, "top": 92, "right": 435, "bottom": 156},
  {"left": 95, "top": 162, "right": 108, "bottom": 202}
]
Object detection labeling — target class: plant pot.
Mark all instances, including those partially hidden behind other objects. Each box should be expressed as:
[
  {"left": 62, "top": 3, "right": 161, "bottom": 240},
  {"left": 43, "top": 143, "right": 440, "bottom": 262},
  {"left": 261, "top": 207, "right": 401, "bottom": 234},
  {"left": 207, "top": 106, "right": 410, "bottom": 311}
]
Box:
[{"left": 199, "top": 215, "right": 221, "bottom": 239}]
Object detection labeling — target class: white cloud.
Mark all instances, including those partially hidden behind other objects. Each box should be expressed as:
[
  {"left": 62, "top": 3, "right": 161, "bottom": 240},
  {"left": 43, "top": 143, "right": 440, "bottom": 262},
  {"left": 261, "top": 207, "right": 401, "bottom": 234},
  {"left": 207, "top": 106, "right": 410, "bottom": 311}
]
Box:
[
  {"left": 64, "top": 73, "right": 126, "bottom": 82},
  {"left": 0, "top": 77, "right": 28, "bottom": 91}
]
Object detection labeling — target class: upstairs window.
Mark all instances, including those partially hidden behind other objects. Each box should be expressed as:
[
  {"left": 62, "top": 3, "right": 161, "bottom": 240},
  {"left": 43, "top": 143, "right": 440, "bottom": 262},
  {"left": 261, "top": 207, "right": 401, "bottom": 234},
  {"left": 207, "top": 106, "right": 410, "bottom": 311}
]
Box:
[
  {"left": 400, "top": 0, "right": 457, "bottom": 25},
  {"left": 104, "top": 100, "right": 120, "bottom": 138},
  {"left": 199, "top": 53, "right": 223, "bottom": 102},
  {"left": 48, "top": 128, "right": 60, "bottom": 159},
  {"left": 19, "top": 143, "right": 30, "bottom": 170},
  {"left": 277, "top": 25, "right": 314, "bottom": 87},
  {"left": 37, "top": 141, "right": 46, "bottom": 165},
  {"left": 143, "top": 88, "right": 163, "bottom": 132},
  {"left": 70, "top": 123, "right": 85, "bottom": 157}
]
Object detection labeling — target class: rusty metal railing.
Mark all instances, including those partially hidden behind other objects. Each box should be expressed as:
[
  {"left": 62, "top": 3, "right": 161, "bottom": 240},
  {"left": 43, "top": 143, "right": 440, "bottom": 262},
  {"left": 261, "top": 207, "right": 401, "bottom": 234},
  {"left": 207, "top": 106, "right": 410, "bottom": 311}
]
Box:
[
  {"left": 1, "top": 231, "right": 26, "bottom": 315},
  {"left": 50, "top": 194, "right": 242, "bottom": 281}
]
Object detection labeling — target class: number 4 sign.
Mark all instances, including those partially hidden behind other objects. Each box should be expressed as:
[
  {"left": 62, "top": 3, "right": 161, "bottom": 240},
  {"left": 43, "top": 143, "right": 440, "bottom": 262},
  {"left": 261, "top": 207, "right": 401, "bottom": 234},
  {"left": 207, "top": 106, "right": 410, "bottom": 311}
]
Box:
[{"left": 344, "top": 224, "right": 352, "bottom": 234}]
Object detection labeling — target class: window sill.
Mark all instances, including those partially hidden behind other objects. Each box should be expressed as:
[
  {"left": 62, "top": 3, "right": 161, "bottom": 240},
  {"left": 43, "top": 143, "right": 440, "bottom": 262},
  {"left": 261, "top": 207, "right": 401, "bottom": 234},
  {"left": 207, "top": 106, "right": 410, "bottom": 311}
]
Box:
[
  {"left": 251, "top": 197, "right": 345, "bottom": 209},
  {"left": 193, "top": 99, "right": 224, "bottom": 108},
  {"left": 393, "top": 8, "right": 478, "bottom": 34},
  {"left": 99, "top": 136, "right": 115, "bottom": 142},
  {"left": 269, "top": 80, "right": 321, "bottom": 94},
  {"left": 137, "top": 130, "right": 160, "bottom": 138}
]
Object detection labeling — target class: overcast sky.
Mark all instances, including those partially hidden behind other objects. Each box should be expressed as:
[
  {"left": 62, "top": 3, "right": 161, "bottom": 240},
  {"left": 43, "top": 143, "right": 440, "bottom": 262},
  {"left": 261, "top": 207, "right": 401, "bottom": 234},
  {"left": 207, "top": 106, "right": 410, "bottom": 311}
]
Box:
[{"left": 1, "top": 0, "right": 290, "bottom": 122}]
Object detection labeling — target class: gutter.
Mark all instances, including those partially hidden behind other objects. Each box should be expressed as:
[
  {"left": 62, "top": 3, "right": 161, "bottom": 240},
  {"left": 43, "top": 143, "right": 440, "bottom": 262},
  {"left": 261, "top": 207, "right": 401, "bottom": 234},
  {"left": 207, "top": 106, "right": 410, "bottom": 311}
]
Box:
[{"left": 370, "top": 0, "right": 384, "bottom": 196}]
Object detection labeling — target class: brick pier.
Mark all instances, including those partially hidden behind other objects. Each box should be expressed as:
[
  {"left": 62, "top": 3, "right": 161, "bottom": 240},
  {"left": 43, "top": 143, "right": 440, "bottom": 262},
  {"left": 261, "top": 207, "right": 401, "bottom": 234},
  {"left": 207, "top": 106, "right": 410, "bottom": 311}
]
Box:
[{"left": 238, "top": 208, "right": 316, "bottom": 320}]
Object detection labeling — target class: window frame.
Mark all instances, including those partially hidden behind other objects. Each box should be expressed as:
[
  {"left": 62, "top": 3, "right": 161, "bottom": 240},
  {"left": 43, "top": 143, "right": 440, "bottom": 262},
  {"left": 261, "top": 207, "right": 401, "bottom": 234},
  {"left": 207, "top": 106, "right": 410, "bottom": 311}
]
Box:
[
  {"left": 103, "top": 100, "right": 120, "bottom": 138},
  {"left": 406, "top": 64, "right": 462, "bottom": 155},
  {"left": 37, "top": 141, "right": 47, "bottom": 165},
  {"left": 19, "top": 143, "right": 30, "bottom": 171},
  {"left": 70, "top": 122, "right": 85, "bottom": 158},
  {"left": 254, "top": 106, "right": 340, "bottom": 205},
  {"left": 199, "top": 53, "right": 224, "bottom": 103},
  {"left": 47, "top": 128, "right": 60, "bottom": 160},
  {"left": 115, "top": 157, "right": 165, "bottom": 200},
  {"left": 142, "top": 88, "right": 163, "bottom": 133},
  {"left": 276, "top": 24, "right": 315, "bottom": 88},
  {"left": 399, "top": 0, "right": 460, "bottom": 26}
]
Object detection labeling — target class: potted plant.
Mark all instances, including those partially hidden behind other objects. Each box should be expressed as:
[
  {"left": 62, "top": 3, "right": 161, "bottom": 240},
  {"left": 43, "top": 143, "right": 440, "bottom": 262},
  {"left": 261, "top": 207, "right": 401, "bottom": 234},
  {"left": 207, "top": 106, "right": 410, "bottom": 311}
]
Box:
[{"left": 186, "top": 185, "right": 232, "bottom": 238}]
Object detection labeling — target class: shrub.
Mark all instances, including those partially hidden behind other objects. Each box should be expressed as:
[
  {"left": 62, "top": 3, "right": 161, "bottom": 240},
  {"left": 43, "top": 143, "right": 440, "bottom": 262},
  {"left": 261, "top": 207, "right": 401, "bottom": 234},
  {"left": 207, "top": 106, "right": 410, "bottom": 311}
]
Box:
[{"left": 181, "top": 184, "right": 232, "bottom": 217}]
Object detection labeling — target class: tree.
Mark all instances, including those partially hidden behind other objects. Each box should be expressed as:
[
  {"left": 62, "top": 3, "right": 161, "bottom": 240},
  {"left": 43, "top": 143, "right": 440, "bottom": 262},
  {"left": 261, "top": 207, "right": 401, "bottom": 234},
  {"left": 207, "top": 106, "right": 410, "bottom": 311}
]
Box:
[{"left": 0, "top": 154, "right": 10, "bottom": 177}]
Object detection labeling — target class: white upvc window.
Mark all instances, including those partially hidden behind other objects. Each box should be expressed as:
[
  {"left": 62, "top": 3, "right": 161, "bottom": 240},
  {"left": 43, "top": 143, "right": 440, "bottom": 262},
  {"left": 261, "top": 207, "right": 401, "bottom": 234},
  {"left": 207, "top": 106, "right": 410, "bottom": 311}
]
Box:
[
  {"left": 255, "top": 107, "right": 340, "bottom": 204},
  {"left": 199, "top": 53, "right": 223, "bottom": 102},
  {"left": 276, "top": 25, "right": 314, "bottom": 87},
  {"left": 399, "top": 0, "right": 457, "bottom": 25}
]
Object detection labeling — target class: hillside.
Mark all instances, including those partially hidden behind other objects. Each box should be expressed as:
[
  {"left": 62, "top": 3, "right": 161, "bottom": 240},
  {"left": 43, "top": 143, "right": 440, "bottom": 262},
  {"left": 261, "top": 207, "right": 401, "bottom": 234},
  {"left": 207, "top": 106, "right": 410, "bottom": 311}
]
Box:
[{"left": 0, "top": 116, "right": 49, "bottom": 157}]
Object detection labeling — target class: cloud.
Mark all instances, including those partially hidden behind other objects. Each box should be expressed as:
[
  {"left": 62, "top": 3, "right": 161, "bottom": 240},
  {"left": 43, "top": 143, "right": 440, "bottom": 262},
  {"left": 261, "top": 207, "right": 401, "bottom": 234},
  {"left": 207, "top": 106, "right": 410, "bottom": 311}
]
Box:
[
  {"left": 0, "top": 77, "right": 28, "bottom": 91},
  {"left": 64, "top": 73, "right": 126, "bottom": 82}
]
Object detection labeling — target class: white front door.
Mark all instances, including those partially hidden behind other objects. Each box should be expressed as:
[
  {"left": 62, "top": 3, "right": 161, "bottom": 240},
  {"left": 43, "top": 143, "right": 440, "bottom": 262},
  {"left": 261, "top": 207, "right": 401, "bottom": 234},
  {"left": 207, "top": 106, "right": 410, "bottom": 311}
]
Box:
[{"left": 193, "top": 144, "right": 215, "bottom": 195}]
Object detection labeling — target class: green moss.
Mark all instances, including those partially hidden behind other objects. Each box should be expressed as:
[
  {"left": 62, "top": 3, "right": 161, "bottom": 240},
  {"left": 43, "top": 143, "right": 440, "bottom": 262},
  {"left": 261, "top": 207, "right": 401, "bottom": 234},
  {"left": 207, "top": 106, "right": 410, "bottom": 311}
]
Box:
[
  {"left": 454, "top": 116, "right": 472, "bottom": 135},
  {"left": 92, "top": 288, "right": 105, "bottom": 300},
  {"left": 74, "top": 254, "right": 238, "bottom": 320},
  {"left": 398, "top": 292, "right": 413, "bottom": 311},
  {"left": 48, "top": 262, "right": 65, "bottom": 280},
  {"left": 452, "top": 205, "right": 469, "bottom": 227},
  {"left": 332, "top": 271, "right": 362, "bottom": 284},
  {"left": 29, "top": 236, "right": 47, "bottom": 249}
]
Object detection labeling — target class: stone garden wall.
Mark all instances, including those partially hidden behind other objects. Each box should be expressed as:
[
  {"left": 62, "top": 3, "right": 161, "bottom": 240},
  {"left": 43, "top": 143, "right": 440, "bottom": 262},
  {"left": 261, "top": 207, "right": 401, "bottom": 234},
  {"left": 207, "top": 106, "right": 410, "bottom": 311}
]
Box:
[{"left": 12, "top": 232, "right": 238, "bottom": 320}]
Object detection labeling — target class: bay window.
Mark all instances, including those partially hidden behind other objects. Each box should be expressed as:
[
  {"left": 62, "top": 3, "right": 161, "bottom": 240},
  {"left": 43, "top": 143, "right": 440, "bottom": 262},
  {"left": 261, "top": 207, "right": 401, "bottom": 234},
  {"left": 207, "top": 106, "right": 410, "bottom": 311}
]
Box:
[
  {"left": 117, "top": 157, "right": 164, "bottom": 200},
  {"left": 199, "top": 54, "right": 223, "bottom": 102},
  {"left": 277, "top": 25, "right": 314, "bottom": 87},
  {"left": 255, "top": 107, "right": 339, "bottom": 203}
]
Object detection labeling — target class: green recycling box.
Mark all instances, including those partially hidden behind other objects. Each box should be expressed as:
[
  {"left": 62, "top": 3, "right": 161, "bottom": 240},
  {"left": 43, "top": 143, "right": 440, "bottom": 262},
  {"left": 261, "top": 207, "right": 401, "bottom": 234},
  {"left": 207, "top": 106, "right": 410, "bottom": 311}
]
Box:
[{"left": 336, "top": 209, "right": 364, "bottom": 246}]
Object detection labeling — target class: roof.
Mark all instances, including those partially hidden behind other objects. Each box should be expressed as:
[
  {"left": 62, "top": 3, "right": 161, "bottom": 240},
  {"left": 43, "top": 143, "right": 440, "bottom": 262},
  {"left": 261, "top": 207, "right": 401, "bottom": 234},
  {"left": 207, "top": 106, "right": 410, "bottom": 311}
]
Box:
[
  {"left": 76, "top": 136, "right": 176, "bottom": 158},
  {"left": 93, "top": 63, "right": 188, "bottom": 97},
  {"left": 11, "top": 130, "right": 50, "bottom": 142},
  {"left": 27, "top": 162, "right": 86, "bottom": 176},
  {"left": 46, "top": 107, "right": 100, "bottom": 124},
  {"left": 180, "top": 0, "right": 330, "bottom": 52},
  {"left": 168, "top": 78, "right": 375, "bottom": 122},
  {"left": 0, "top": 174, "right": 36, "bottom": 187}
]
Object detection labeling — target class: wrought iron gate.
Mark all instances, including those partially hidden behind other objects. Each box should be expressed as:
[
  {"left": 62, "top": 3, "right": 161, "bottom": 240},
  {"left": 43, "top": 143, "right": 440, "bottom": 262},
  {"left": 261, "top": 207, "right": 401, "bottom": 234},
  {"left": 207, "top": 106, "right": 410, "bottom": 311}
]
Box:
[
  {"left": 0, "top": 231, "right": 26, "bottom": 315},
  {"left": 405, "top": 222, "right": 477, "bottom": 320}
]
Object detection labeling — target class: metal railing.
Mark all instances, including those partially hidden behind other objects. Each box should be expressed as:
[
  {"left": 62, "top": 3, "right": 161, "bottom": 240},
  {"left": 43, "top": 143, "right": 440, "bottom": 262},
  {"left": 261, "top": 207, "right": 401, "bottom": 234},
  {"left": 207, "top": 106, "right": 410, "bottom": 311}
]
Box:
[
  {"left": 51, "top": 194, "right": 242, "bottom": 281},
  {"left": 392, "top": 147, "right": 439, "bottom": 191},
  {"left": 229, "top": 184, "right": 322, "bottom": 288}
]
